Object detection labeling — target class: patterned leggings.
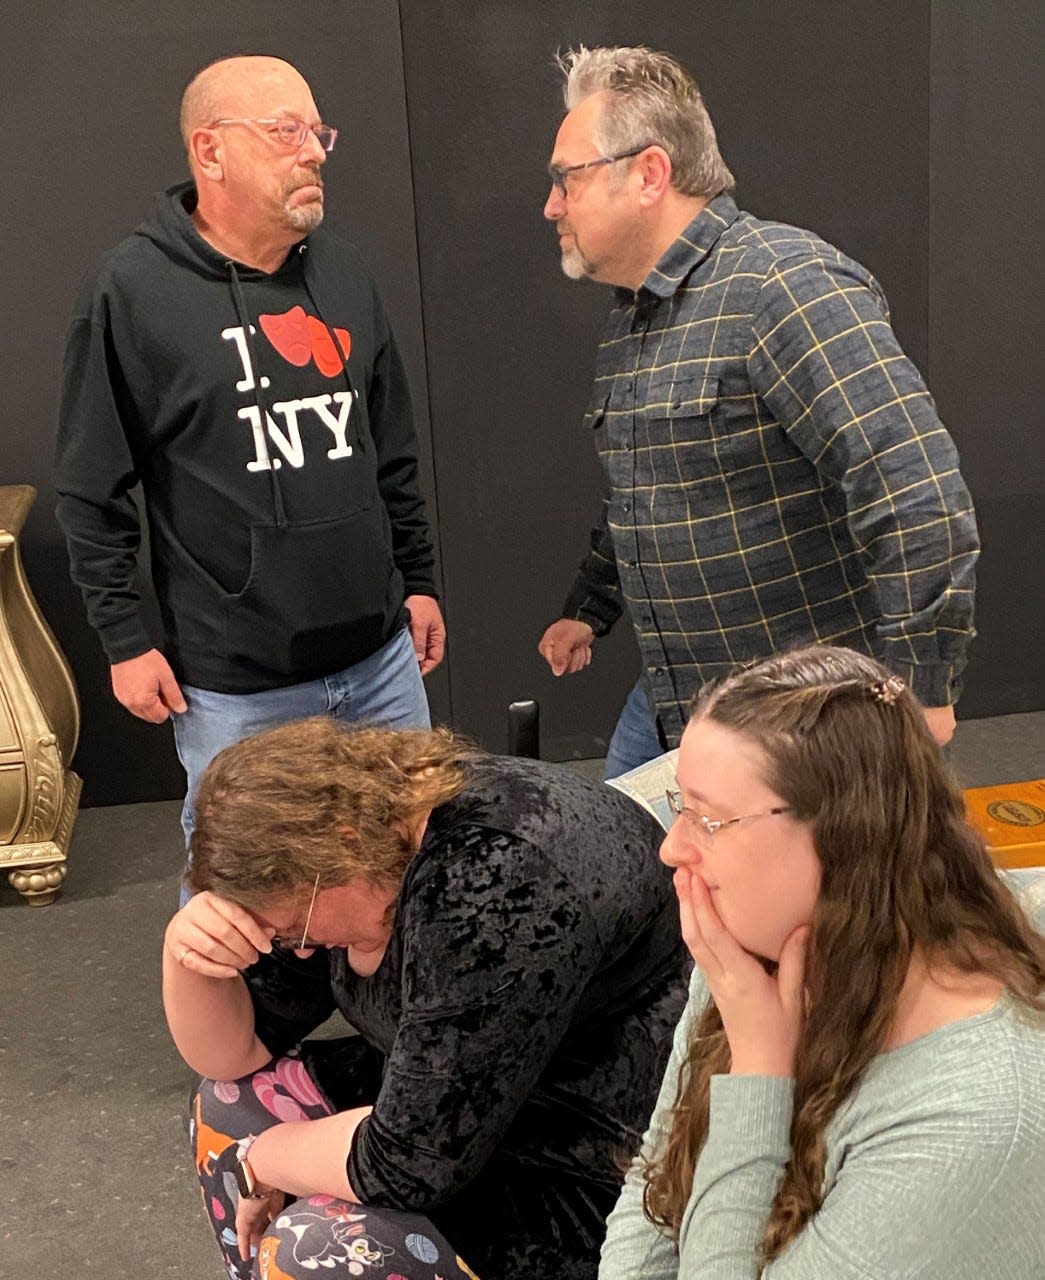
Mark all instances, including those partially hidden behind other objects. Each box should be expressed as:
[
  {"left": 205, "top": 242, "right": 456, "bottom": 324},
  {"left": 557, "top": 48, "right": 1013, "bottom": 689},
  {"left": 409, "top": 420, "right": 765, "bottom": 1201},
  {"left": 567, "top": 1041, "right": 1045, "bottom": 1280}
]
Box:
[{"left": 190, "top": 1056, "right": 479, "bottom": 1280}]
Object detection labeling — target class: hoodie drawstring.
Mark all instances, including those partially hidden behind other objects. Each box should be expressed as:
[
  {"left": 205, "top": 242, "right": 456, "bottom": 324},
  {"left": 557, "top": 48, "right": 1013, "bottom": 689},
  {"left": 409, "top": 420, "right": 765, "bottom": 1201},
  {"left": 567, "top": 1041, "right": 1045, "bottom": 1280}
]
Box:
[
  {"left": 226, "top": 259, "right": 289, "bottom": 527},
  {"left": 299, "top": 244, "right": 364, "bottom": 454}
]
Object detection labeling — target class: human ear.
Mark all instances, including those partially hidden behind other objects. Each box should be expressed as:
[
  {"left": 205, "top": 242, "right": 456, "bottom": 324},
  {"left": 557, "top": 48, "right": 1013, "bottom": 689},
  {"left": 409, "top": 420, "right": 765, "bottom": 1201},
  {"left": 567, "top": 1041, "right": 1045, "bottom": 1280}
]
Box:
[
  {"left": 190, "top": 127, "right": 224, "bottom": 181},
  {"left": 636, "top": 146, "right": 673, "bottom": 206}
]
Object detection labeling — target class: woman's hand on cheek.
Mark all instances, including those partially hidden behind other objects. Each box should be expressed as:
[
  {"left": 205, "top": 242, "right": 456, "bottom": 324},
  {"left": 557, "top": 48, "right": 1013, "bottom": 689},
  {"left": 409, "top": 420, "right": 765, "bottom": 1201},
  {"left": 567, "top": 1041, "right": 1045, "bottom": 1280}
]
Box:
[{"left": 674, "top": 867, "right": 809, "bottom": 1077}]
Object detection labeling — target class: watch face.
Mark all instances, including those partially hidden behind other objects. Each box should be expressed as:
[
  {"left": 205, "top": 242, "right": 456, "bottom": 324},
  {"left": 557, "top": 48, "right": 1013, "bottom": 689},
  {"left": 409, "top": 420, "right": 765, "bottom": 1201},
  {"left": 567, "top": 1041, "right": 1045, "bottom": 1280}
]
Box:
[{"left": 234, "top": 1156, "right": 256, "bottom": 1199}]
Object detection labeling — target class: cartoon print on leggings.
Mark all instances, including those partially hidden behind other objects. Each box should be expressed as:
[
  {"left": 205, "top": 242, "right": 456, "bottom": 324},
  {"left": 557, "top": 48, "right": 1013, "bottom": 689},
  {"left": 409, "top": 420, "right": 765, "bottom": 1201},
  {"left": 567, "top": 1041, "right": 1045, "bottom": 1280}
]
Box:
[
  {"left": 194, "top": 1060, "right": 482, "bottom": 1279},
  {"left": 279, "top": 1203, "right": 393, "bottom": 1272}
]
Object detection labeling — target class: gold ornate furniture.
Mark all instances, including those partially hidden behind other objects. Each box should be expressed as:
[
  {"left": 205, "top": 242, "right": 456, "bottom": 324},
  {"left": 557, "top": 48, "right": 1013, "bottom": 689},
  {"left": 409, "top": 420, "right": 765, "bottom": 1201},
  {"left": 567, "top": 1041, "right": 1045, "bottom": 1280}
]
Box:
[{"left": 0, "top": 485, "right": 82, "bottom": 905}]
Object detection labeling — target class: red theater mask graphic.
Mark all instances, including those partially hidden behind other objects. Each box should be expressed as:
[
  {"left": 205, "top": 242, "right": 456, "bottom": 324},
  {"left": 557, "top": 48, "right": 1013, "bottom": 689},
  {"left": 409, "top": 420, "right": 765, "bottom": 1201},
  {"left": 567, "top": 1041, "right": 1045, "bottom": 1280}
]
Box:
[{"left": 259, "top": 306, "right": 352, "bottom": 377}]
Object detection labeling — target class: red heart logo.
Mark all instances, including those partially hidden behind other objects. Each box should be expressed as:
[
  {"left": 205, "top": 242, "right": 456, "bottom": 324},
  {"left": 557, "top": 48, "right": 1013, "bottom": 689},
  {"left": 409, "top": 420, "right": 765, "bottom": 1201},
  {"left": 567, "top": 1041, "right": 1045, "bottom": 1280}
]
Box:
[
  {"left": 259, "top": 308, "right": 352, "bottom": 378},
  {"left": 258, "top": 306, "right": 312, "bottom": 366}
]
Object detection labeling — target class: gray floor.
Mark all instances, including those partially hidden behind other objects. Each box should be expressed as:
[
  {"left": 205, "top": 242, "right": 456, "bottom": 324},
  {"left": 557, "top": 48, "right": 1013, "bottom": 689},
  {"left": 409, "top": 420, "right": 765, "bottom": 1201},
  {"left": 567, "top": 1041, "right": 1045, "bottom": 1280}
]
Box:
[{"left": 3, "top": 711, "right": 1045, "bottom": 1278}]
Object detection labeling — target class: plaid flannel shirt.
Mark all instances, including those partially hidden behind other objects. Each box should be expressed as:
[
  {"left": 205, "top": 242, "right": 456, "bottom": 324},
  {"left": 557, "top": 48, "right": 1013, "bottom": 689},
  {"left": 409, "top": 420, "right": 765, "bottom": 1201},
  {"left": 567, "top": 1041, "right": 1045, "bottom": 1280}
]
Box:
[{"left": 563, "top": 194, "right": 978, "bottom": 747}]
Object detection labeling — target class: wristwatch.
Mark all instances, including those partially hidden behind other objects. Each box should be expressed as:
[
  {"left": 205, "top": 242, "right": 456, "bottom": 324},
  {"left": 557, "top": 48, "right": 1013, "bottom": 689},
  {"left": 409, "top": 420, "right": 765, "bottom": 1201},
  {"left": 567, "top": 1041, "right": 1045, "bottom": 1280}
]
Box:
[{"left": 234, "top": 1137, "right": 267, "bottom": 1200}]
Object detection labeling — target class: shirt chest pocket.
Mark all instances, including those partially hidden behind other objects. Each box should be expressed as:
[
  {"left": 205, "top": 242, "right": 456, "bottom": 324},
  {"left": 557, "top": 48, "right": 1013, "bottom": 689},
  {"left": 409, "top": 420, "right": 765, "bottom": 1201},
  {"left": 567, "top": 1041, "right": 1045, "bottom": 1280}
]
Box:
[{"left": 643, "top": 373, "right": 736, "bottom": 480}]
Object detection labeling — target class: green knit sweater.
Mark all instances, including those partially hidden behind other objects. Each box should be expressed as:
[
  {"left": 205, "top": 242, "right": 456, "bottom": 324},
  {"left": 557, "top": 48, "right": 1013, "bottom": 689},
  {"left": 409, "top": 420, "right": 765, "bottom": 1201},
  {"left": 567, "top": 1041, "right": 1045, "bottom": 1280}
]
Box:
[{"left": 600, "top": 966, "right": 1045, "bottom": 1278}]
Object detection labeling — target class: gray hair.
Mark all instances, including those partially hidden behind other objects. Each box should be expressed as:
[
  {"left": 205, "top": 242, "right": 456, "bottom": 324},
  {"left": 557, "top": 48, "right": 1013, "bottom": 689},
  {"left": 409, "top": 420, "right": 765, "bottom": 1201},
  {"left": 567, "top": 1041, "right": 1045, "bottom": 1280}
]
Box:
[{"left": 557, "top": 45, "right": 734, "bottom": 199}]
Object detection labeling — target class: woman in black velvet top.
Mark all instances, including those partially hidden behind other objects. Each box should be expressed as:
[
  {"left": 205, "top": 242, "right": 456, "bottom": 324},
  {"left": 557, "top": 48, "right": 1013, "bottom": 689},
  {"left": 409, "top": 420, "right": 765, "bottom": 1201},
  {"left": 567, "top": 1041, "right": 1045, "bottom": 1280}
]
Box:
[{"left": 162, "top": 718, "right": 685, "bottom": 1280}]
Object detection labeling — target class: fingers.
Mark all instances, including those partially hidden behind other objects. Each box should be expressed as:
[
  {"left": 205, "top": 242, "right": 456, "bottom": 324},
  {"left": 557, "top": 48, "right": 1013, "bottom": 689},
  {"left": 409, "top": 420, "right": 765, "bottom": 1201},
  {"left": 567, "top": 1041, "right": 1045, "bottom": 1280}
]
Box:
[
  {"left": 548, "top": 652, "right": 568, "bottom": 676},
  {"left": 159, "top": 669, "right": 188, "bottom": 714},
  {"left": 111, "top": 650, "right": 186, "bottom": 721},
  {"left": 676, "top": 869, "right": 768, "bottom": 989},
  {"left": 674, "top": 868, "right": 720, "bottom": 979},
  {"left": 237, "top": 1196, "right": 282, "bottom": 1262},
  {"left": 564, "top": 645, "right": 592, "bottom": 674},
  {"left": 922, "top": 703, "right": 956, "bottom": 746},
  {"left": 167, "top": 893, "right": 273, "bottom": 976},
  {"left": 538, "top": 620, "right": 595, "bottom": 676},
  {"left": 134, "top": 694, "right": 172, "bottom": 724},
  {"left": 536, "top": 633, "right": 563, "bottom": 674},
  {"left": 405, "top": 597, "right": 446, "bottom": 674},
  {"left": 417, "top": 624, "right": 446, "bottom": 675},
  {"left": 777, "top": 924, "right": 811, "bottom": 1017}
]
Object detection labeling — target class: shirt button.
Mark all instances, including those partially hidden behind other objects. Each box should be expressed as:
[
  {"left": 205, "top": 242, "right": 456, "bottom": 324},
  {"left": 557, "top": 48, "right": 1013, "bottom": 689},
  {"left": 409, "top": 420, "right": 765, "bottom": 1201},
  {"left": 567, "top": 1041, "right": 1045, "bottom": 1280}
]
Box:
[{"left": 622, "top": 502, "right": 631, "bottom": 513}]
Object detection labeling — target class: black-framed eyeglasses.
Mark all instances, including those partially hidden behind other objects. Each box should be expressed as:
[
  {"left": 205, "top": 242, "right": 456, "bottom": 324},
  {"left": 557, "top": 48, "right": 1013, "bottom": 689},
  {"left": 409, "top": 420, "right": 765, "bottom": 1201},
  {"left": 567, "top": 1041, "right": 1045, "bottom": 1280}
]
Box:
[
  {"left": 210, "top": 115, "right": 338, "bottom": 153},
  {"left": 547, "top": 142, "right": 655, "bottom": 198},
  {"left": 271, "top": 872, "right": 321, "bottom": 951},
  {"left": 665, "top": 789, "right": 793, "bottom": 838}
]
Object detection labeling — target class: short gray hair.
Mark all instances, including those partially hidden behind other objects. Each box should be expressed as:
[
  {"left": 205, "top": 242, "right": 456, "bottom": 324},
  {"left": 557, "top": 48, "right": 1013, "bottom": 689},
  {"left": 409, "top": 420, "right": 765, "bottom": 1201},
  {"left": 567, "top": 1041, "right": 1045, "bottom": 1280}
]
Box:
[{"left": 557, "top": 46, "right": 734, "bottom": 199}]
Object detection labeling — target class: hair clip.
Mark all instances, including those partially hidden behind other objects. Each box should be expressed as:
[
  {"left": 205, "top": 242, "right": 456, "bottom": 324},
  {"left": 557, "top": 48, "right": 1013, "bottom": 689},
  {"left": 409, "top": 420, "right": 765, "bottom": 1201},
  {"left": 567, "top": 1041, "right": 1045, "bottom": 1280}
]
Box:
[{"left": 869, "top": 675, "right": 905, "bottom": 704}]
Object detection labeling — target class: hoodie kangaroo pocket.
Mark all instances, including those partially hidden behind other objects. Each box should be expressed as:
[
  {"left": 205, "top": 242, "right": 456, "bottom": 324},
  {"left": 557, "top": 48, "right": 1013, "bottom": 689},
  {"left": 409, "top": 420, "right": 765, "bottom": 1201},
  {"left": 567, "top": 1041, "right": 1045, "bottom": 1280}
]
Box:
[{"left": 222, "top": 509, "right": 401, "bottom": 682}]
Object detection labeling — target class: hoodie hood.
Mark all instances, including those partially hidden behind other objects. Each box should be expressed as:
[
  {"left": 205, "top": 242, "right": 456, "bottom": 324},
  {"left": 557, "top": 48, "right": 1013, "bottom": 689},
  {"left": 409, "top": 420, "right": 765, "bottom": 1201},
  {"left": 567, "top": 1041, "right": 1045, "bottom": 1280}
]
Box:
[{"left": 133, "top": 179, "right": 305, "bottom": 280}]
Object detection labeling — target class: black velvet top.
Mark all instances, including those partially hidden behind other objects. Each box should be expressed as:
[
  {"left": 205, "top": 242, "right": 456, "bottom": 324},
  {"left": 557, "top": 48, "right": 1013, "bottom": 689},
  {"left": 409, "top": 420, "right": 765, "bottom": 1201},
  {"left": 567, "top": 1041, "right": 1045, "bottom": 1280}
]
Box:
[{"left": 244, "top": 756, "right": 687, "bottom": 1278}]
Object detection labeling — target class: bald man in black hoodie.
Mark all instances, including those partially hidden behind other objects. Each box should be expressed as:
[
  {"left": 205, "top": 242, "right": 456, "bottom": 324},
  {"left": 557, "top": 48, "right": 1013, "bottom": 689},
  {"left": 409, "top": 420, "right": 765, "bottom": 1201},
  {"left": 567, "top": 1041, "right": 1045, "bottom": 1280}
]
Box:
[{"left": 56, "top": 55, "right": 445, "bottom": 853}]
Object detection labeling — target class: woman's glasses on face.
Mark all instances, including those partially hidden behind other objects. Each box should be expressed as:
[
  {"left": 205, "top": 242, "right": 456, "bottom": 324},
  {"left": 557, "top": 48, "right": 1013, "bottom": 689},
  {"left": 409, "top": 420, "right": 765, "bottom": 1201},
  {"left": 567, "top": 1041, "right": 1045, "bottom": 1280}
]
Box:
[
  {"left": 665, "top": 789, "right": 793, "bottom": 838},
  {"left": 270, "top": 872, "right": 321, "bottom": 951}
]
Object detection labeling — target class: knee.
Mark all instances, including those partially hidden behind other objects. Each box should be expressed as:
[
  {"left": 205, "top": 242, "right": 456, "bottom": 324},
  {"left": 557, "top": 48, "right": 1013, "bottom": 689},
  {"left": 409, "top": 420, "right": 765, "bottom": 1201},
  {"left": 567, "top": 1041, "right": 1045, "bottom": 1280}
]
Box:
[
  {"left": 259, "top": 1198, "right": 378, "bottom": 1276},
  {"left": 189, "top": 1078, "right": 242, "bottom": 1180}
]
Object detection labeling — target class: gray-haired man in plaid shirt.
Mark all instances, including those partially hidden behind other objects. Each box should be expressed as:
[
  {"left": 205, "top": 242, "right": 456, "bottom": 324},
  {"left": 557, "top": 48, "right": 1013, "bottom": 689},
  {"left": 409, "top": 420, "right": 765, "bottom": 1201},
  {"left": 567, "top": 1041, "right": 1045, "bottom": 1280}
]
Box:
[{"left": 537, "top": 46, "right": 978, "bottom": 777}]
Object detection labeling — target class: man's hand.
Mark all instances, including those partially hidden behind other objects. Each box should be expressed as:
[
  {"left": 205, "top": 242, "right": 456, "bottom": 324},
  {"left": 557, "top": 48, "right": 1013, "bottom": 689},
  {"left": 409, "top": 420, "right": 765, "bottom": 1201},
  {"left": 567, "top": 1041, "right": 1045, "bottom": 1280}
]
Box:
[
  {"left": 922, "top": 703, "right": 956, "bottom": 747},
  {"left": 405, "top": 595, "right": 446, "bottom": 675},
  {"left": 110, "top": 649, "right": 187, "bottom": 723},
  {"left": 538, "top": 619, "right": 594, "bottom": 676}
]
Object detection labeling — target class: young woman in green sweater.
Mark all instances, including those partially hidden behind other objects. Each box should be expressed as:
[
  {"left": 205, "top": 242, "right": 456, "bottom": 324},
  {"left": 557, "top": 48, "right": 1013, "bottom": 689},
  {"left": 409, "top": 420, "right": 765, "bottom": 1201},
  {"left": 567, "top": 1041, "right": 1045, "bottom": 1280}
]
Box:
[{"left": 600, "top": 645, "right": 1045, "bottom": 1280}]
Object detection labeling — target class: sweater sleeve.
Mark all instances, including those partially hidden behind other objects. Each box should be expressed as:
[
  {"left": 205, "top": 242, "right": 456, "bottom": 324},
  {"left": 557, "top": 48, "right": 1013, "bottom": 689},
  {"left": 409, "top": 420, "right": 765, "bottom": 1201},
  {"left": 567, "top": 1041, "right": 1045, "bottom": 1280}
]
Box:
[
  {"left": 346, "top": 831, "right": 603, "bottom": 1209},
  {"left": 367, "top": 290, "right": 437, "bottom": 599},
  {"left": 747, "top": 254, "right": 979, "bottom": 707},
  {"left": 676, "top": 1018, "right": 1035, "bottom": 1278},
  {"left": 599, "top": 964, "right": 711, "bottom": 1280},
  {"left": 54, "top": 312, "right": 153, "bottom": 663}
]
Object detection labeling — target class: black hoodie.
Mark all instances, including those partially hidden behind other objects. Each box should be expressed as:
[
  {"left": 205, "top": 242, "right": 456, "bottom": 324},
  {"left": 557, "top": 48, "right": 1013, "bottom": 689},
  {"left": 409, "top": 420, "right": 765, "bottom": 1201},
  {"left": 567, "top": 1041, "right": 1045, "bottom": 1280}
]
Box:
[{"left": 56, "top": 182, "right": 436, "bottom": 693}]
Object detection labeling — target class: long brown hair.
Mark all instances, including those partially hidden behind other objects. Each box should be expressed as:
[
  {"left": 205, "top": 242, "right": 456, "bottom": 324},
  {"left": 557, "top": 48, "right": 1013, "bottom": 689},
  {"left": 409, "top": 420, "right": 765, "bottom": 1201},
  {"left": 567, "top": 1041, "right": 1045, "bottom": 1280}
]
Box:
[
  {"left": 188, "top": 718, "right": 475, "bottom": 907},
  {"left": 642, "top": 645, "right": 1045, "bottom": 1265}
]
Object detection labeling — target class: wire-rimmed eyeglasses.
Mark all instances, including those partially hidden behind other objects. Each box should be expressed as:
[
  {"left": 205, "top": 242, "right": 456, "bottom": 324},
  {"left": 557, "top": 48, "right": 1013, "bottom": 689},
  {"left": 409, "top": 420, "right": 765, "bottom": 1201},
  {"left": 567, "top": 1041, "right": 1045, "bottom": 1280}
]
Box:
[
  {"left": 271, "top": 872, "right": 321, "bottom": 951},
  {"left": 665, "top": 789, "right": 793, "bottom": 837},
  {"left": 210, "top": 115, "right": 338, "bottom": 153},
  {"left": 547, "top": 142, "right": 655, "bottom": 198}
]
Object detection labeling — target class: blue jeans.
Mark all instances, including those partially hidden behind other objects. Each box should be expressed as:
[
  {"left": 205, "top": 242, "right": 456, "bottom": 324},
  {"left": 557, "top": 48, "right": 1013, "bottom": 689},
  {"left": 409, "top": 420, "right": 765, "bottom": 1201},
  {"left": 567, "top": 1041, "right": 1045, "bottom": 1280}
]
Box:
[
  {"left": 172, "top": 626, "right": 429, "bottom": 850},
  {"left": 603, "top": 679, "right": 664, "bottom": 780}
]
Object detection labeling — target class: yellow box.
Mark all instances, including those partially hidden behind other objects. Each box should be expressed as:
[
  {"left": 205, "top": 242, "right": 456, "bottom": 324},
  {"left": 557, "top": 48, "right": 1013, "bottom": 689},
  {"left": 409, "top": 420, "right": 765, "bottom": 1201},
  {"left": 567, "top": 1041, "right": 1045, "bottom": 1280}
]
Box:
[{"left": 963, "top": 778, "right": 1045, "bottom": 869}]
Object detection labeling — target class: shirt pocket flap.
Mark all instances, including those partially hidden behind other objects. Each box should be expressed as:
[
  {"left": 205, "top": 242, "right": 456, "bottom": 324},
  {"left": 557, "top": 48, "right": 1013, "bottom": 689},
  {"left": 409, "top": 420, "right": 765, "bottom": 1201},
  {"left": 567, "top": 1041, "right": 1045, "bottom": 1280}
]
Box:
[
  {"left": 583, "top": 389, "right": 612, "bottom": 430},
  {"left": 646, "top": 373, "right": 720, "bottom": 419}
]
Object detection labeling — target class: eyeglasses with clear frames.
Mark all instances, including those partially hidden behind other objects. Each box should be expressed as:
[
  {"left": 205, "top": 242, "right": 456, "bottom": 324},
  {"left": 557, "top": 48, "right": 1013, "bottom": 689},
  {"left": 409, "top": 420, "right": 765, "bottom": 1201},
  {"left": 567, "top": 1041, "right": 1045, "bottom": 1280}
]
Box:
[
  {"left": 270, "top": 871, "right": 322, "bottom": 951},
  {"left": 210, "top": 116, "right": 338, "bottom": 153},
  {"left": 547, "top": 142, "right": 655, "bottom": 198},
  {"left": 665, "top": 789, "right": 793, "bottom": 838}
]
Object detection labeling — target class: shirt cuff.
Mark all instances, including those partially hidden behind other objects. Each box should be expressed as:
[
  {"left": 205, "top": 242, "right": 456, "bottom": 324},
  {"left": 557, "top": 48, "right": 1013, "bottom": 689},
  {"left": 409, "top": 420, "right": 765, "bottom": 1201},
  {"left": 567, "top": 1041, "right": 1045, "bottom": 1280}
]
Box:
[{"left": 97, "top": 615, "right": 154, "bottom": 665}]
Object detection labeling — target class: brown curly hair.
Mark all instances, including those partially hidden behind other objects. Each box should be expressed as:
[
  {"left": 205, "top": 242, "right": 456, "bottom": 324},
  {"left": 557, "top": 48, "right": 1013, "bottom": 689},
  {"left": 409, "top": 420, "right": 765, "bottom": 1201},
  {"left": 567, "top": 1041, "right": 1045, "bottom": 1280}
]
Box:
[
  {"left": 187, "top": 718, "right": 475, "bottom": 908},
  {"left": 641, "top": 645, "right": 1045, "bottom": 1267}
]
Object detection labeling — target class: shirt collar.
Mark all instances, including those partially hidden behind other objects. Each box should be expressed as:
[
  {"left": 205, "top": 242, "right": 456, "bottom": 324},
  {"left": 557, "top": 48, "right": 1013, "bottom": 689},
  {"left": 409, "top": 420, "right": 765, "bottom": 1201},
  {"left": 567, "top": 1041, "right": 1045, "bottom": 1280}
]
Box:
[{"left": 615, "top": 192, "right": 741, "bottom": 305}]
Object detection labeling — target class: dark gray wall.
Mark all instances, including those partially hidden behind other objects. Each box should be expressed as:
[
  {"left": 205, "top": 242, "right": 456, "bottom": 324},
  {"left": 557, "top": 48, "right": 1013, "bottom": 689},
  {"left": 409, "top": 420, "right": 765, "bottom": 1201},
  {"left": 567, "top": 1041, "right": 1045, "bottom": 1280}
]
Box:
[
  {"left": 927, "top": 0, "right": 1045, "bottom": 715},
  {"left": 2, "top": 1, "right": 1041, "bottom": 806}
]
